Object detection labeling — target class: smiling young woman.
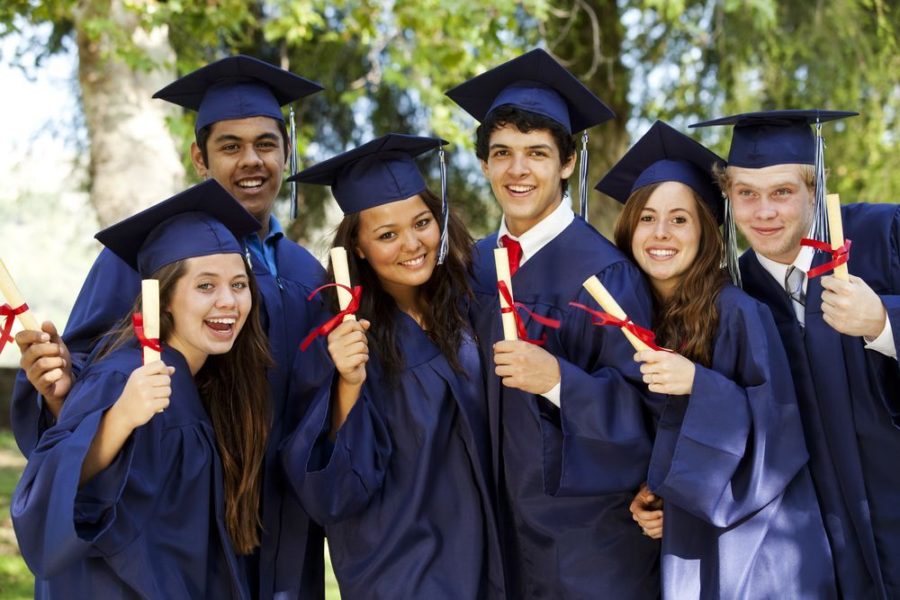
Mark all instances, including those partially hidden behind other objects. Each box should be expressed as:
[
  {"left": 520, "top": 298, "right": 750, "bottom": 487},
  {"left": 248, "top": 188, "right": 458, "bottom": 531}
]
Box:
[
  {"left": 12, "top": 181, "right": 272, "bottom": 598},
  {"left": 283, "top": 134, "right": 504, "bottom": 599}
]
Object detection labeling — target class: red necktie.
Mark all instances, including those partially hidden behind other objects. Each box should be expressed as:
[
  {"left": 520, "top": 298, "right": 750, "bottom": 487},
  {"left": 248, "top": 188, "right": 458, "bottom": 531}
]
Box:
[{"left": 500, "top": 235, "right": 523, "bottom": 277}]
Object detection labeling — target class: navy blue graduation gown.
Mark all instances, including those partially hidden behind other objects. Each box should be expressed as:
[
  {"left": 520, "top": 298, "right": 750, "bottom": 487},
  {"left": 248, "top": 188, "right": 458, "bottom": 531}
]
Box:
[
  {"left": 282, "top": 312, "right": 505, "bottom": 599},
  {"left": 12, "top": 345, "right": 248, "bottom": 599},
  {"left": 10, "top": 237, "right": 329, "bottom": 600},
  {"left": 470, "top": 219, "right": 659, "bottom": 598},
  {"left": 740, "top": 203, "right": 900, "bottom": 599},
  {"left": 646, "top": 284, "right": 835, "bottom": 599}
]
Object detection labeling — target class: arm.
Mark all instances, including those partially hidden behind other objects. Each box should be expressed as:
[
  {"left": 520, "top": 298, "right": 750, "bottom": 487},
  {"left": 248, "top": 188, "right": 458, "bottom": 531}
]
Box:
[
  {"left": 327, "top": 319, "right": 370, "bottom": 437},
  {"left": 80, "top": 360, "right": 173, "bottom": 484}
]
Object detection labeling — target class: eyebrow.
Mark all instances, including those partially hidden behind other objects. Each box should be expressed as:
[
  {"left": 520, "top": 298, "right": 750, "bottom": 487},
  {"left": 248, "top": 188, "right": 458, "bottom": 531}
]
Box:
[
  {"left": 372, "top": 210, "right": 432, "bottom": 233},
  {"left": 212, "top": 132, "right": 280, "bottom": 144},
  {"left": 732, "top": 178, "right": 797, "bottom": 189},
  {"left": 194, "top": 271, "right": 248, "bottom": 279},
  {"left": 488, "top": 142, "right": 554, "bottom": 152}
]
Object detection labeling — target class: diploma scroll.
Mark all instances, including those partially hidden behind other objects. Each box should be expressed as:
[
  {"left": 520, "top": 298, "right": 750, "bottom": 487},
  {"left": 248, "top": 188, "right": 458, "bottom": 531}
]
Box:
[
  {"left": 141, "top": 279, "right": 161, "bottom": 364},
  {"left": 494, "top": 248, "right": 518, "bottom": 341},
  {"left": 826, "top": 194, "right": 849, "bottom": 281},
  {"left": 0, "top": 258, "right": 40, "bottom": 331},
  {"left": 330, "top": 247, "right": 357, "bottom": 322},
  {"left": 582, "top": 275, "right": 650, "bottom": 352}
]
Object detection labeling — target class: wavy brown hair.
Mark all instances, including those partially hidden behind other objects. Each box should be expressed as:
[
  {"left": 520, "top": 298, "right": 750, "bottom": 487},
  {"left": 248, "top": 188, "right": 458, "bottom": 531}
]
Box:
[
  {"left": 99, "top": 256, "right": 272, "bottom": 554},
  {"left": 614, "top": 183, "right": 728, "bottom": 367},
  {"left": 329, "top": 188, "right": 474, "bottom": 380}
]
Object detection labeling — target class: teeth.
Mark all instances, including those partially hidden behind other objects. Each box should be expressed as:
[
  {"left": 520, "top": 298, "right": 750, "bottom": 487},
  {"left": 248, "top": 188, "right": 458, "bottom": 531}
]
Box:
[
  {"left": 400, "top": 255, "right": 425, "bottom": 266},
  {"left": 648, "top": 249, "right": 676, "bottom": 257},
  {"left": 508, "top": 185, "right": 535, "bottom": 193},
  {"left": 207, "top": 318, "right": 236, "bottom": 324},
  {"left": 237, "top": 179, "right": 263, "bottom": 188}
]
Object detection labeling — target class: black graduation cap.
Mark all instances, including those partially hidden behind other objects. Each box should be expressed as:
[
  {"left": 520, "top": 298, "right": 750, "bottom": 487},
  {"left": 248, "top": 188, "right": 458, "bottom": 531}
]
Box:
[
  {"left": 444, "top": 48, "right": 614, "bottom": 134},
  {"left": 596, "top": 121, "right": 725, "bottom": 222},
  {"left": 690, "top": 109, "right": 857, "bottom": 168},
  {"left": 95, "top": 180, "right": 261, "bottom": 277},
  {"left": 152, "top": 55, "right": 323, "bottom": 133}
]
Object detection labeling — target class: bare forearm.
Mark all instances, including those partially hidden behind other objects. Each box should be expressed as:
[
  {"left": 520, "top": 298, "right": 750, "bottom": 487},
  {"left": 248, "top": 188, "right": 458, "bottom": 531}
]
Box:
[
  {"left": 79, "top": 406, "right": 134, "bottom": 485},
  {"left": 329, "top": 379, "right": 363, "bottom": 439}
]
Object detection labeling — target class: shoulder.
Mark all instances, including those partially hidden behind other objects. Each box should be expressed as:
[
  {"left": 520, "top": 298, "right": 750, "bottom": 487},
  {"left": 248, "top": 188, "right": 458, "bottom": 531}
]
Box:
[
  {"left": 715, "top": 283, "right": 778, "bottom": 335},
  {"left": 275, "top": 238, "right": 327, "bottom": 284}
]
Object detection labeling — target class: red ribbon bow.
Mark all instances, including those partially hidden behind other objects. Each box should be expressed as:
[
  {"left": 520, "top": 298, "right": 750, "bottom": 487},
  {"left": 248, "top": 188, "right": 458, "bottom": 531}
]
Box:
[
  {"left": 801, "top": 238, "right": 852, "bottom": 279},
  {"left": 132, "top": 313, "right": 162, "bottom": 362},
  {"left": 497, "top": 281, "right": 561, "bottom": 345},
  {"left": 0, "top": 302, "right": 28, "bottom": 354},
  {"left": 300, "top": 283, "right": 363, "bottom": 351},
  {"left": 568, "top": 302, "right": 668, "bottom": 352}
]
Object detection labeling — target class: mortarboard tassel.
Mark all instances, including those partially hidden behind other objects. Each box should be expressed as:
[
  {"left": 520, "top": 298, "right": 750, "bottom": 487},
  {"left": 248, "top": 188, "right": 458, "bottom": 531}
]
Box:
[
  {"left": 723, "top": 192, "right": 743, "bottom": 288},
  {"left": 578, "top": 130, "right": 589, "bottom": 219},
  {"left": 289, "top": 106, "right": 299, "bottom": 220},
  {"left": 437, "top": 144, "right": 449, "bottom": 265},
  {"left": 809, "top": 119, "right": 830, "bottom": 243}
]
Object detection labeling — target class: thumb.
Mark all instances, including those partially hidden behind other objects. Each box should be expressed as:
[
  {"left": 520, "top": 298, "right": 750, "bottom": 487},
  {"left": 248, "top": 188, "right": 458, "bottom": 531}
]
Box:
[
  {"left": 42, "top": 321, "right": 60, "bottom": 340},
  {"left": 359, "top": 318, "right": 372, "bottom": 332}
]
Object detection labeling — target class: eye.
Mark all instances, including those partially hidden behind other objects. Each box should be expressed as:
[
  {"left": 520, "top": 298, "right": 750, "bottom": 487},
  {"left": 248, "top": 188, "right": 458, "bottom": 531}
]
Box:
[
  {"left": 774, "top": 187, "right": 793, "bottom": 196},
  {"left": 529, "top": 149, "right": 548, "bottom": 158},
  {"left": 639, "top": 214, "right": 654, "bottom": 223},
  {"left": 672, "top": 215, "right": 688, "bottom": 225},
  {"left": 221, "top": 144, "right": 240, "bottom": 153},
  {"left": 197, "top": 282, "right": 214, "bottom": 291},
  {"left": 736, "top": 188, "right": 755, "bottom": 197},
  {"left": 378, "top": 231, "right": 397, "bottom": 241},
  {"left": 491, "top": 149, "right": 510, "bottom": 158},
  {"left": 414, "top": 218, "right": 432, "bottom": 229},
  {"left": 232, "top": 281, "right": 248, "bottom": 290},
  {"left": 257, "top": 140, "right": 278, "bottom": 150}
]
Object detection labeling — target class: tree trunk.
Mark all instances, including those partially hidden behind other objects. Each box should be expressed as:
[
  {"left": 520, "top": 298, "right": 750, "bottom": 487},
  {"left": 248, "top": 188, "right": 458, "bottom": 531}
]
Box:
[
  {"left": 546, "top": 0, "right": 631, "bottom": 238},
  {"left": 74, "top": 0, "right": 185, "bottom": 227}
]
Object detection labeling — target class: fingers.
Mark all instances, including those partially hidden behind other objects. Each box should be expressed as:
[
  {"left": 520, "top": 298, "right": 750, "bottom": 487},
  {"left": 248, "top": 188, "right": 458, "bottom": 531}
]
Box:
[{"left": 15, "top": 329, "right": 50, "bottom": 352}]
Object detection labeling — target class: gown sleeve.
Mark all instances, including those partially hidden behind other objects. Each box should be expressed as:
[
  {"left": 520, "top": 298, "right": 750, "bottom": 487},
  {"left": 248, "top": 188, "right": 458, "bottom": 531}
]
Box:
[{"left": 646, "top": 294, "right": 809, "bottom": 527}]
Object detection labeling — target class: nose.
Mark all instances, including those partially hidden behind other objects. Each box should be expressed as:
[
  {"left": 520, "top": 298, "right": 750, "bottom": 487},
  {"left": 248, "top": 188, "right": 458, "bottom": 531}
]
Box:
[
  {"left": 653, "top": 219, "right": 670, "bottom": 239},
  {"left": 509, "top": 153, "right": 530, "bottom": 177},
  {"left": 238, "top": 144, "right": 263, "bottom": 168},
  {"left": 215, "top": 286, "right": 238, "bottom": 309},
  {"left": 755, "top": 198, "right": 777, "bottom": 220},
  {"left": 400, "top": 228, "right": 424, "bottom": 252}
]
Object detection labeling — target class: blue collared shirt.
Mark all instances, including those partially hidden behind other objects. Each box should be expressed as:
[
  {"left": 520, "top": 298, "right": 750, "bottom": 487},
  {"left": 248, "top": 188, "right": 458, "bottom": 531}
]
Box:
[{"left": 244, "top": 215, "right": 284, "bottom": 276}]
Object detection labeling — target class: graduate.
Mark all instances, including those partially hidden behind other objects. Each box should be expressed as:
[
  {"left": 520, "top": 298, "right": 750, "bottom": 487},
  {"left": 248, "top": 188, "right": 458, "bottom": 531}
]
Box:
[
  {"left": 12, "top": 180, "right": 269, "bottom": 598},
  {"left": 446, "top": 50, "right": 659, "bottom": 598},
  {"left": 282, "top": 134, "right": 505, "bottom": 599},
  {"left": 12, "top": 56, "right": 329, "bottom": 599},
  {"left": 690, "top": 109, "right": 900, "bottom": 599},
  {"left": 597, "top": 121, "right": 836, "bottom": 598}
]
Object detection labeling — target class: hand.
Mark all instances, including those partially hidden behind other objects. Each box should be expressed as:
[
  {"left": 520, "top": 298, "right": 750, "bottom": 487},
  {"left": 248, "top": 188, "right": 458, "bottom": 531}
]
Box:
[
  {"left": 327, "top": 319, "right": 370, "bottom": 387},
  {"left": 493, "top": 340, "right": 560, "bottom": 395},
  {"left": 635, "top": 349, "right": 696, "bottom": 395},
  {"left": 630, "top": 482, "right": 664, "bottom": 539},
  {"left": 108, "top": 360, "right": 174, "bottom": 431},
  {"left": 16, "top": 321, "right": 73, "bottom": 414},
  {"left": 820, "top": 274, "right": 887, "bottom": 339}
]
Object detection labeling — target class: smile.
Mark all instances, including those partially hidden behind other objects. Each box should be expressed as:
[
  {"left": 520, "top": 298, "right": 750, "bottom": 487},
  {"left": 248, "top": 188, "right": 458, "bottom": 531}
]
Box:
[
  {"left": 399, "top": 255, "right": 426, "bottom": 267},
  {"left": 647, "top": 248, "right": 677, "bottom": 259},
  {"left": 236, "top": 178, "right": 264, "bottom": 189},
  {"left": 506, "top": 184, "right": 536, "bottom": 194},
  {"left": 205, "top": 317, "right": 237, "bottom": 333}
]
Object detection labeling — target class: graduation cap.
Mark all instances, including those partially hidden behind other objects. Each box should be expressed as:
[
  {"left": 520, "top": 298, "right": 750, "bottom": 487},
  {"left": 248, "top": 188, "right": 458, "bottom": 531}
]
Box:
[
  {"left": 290, "top": 134, "right": 451, "bottom": 263},
  {"left": 153, "top": 54, "right": 324, "bottom": 219},
  {"left": 596, "top": 121, "right": 725, "bottom": 221},
  {"left": 445, "top": 48, "right": 615, "bottom": 219},
  {"left": 95, "top": 180, "right": 261, "bottom": 277},
  {"left": 691, "top": 108, "right": 857, "bottom": 244}
]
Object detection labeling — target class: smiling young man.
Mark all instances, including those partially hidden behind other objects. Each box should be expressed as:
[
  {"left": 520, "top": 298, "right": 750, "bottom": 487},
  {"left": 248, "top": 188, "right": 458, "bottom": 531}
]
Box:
[
  {"left": 12, "top": 56, "right": 329, "bottom": 600},
  {"left": 447, "top": 49, "right": 659, "bottom": 598},
  {"left": 694, "top": 109, "right": 900, "bottom": 599}
]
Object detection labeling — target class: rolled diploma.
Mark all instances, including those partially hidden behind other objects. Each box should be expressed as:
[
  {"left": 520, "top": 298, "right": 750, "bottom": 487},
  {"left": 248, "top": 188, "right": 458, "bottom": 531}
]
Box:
[
  {"left": 0, "top": 258, "right": 40, "bottom": 331},
  {"left": 494, "top": 248, "right": 518, "bottom": 341},
  {"left": 582, "top": 275, "right": 650, "bottom": 352},
  {"left": 142, "top": 279, "right": 161, "bottom": 364},
  {"left": 330, "top": 247, "right": 356, "bottom": 322},
  {"left": 826, "top": 193, "right": 849, "bottom": 281}
]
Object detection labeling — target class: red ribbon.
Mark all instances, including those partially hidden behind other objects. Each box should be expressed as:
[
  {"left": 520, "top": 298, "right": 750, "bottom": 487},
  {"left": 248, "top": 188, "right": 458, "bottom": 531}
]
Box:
[
  {"left": 0, "top": 302, "right": 28, "bottom": 354},
  {"left": 300, "top": 283, "right": 363, "bottom": 351},
  {"left": 132, "top": 313, "right": 162, "bottom": 362},
  {"left": 497, "top": 281, "right": 561, "bottom": 345},
  {"left": 801, "top": 238, "right": 852, "bottom": 279},
  {"left": 568, "top": 302, "right": 669, "bottom": 352}
]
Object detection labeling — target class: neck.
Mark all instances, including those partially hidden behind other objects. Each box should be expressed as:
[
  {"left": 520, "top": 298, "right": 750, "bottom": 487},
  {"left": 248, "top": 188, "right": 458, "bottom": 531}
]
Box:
[
  {"left": 254, "top": 211, "right": 272, "bottom": 240},
  {"left": 166, "top": 338, "right": 207, "bottom": 376},
  {"left": 504, "top": 197, "right": 563, "bottom": 237},
  {"left": 383, "top": 283, "right": 424, "bottom": 325}
]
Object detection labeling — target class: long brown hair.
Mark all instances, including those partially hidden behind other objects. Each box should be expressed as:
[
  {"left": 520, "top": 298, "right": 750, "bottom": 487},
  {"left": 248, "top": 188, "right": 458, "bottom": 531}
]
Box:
[
  {"left": 329, "top": 188, "right": 474, "bottom": 380},
  {"left": 98, "top": 256, "right": 272, "bottom": 554},
  {"left": 614, "top": 182, "right": 728, "bottom": 367}
]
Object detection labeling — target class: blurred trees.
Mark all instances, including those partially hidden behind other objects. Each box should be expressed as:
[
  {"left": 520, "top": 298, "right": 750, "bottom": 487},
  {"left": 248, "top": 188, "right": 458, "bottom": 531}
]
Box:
[{"left": 2, "top": 0, "right": 897, "bottom": 238}]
